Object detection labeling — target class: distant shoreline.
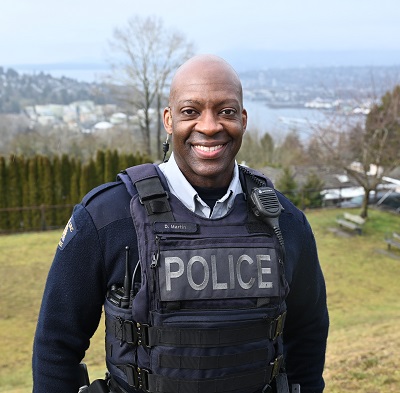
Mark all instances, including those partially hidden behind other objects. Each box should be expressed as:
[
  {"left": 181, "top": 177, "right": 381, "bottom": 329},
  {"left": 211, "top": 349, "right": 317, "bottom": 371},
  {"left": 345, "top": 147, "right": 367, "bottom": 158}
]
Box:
[
  {"left": 8, "top": 65, "right": 111, "bottom": 83},
  {"left": 0, "top": 63, "right": 388, "bottom": 143}
]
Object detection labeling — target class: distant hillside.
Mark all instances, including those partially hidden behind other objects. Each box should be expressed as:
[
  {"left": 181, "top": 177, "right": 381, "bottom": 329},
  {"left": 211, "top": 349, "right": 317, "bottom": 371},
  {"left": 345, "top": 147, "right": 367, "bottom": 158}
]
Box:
[
  {"left": 0, "top": 66, "right": 115, "bottom": 114},
  {"left": 2, "top": 63, "right": 400, "bottom": 116}
]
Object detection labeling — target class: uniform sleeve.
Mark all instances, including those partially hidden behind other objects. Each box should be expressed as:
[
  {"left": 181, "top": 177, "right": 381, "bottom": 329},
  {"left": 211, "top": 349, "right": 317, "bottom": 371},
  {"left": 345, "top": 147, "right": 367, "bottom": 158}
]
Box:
[
  {"left": 32, "top": 204, "right": 107, "bottom": 393},
  {"left": 282, "top": 212, "right": 329, "bottom": 393}
]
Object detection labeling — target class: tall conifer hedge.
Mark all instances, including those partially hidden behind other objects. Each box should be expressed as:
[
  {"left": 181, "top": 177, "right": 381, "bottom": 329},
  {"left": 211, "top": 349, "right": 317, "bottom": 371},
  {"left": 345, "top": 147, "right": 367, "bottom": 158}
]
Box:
[{"left": 0, "top": 150, "right": 150, "bottom": 232}]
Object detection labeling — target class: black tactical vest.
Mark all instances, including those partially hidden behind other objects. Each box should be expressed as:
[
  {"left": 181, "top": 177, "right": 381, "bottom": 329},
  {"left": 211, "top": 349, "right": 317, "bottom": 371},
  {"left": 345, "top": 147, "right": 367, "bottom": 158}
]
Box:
[{"left": 104, "top": 164, "right": 289, "bottom": 393}]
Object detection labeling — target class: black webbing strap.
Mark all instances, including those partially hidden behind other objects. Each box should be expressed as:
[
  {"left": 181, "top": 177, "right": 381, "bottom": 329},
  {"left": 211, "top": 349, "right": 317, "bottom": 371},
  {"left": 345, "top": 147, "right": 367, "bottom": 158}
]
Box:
[
  {"left": 159, "top": 347, "right": 269, "bottom": 369},
  {"left": 118, "top": 356, "right": 284, "bottom": 392},
  {"left": 134, "top": 176, "right": 174, "bottom": 223},
  {"left": 146, "top": 368, "right": 267, "bottom": 393},
  {"left": 145, "top": 314, "right": 286, "bottom": 347},
  {"left": 107, "top": 313, "right": 286, "bottom": 347}
]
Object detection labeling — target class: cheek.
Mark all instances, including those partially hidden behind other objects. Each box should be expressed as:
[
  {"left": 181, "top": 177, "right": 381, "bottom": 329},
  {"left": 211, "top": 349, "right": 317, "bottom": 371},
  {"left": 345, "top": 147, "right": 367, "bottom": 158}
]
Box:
[
  {"left": 171, "top": 124, "right": 191, "bottom": 144},
  {"left": 232, "top": 129, "right": 245, "bottom": 145}
]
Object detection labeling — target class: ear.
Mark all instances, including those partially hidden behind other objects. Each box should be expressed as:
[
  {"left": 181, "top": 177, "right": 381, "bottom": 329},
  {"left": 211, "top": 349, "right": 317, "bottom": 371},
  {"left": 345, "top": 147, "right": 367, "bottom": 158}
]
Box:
[
  {"left": 163, "top": 107, "right": 173, "bottom": 135},
  {"left": 242, "top": 108, "right": 248, "bottom": 132}
]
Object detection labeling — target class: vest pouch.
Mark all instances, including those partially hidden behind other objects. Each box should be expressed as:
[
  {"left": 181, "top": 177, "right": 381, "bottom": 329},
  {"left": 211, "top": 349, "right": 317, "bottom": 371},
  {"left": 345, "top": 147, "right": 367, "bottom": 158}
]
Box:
[
  {"left": 138, "top": 307, "right": 281, "bottom": 390},
  {"left": 104, "top": 297, "right": 138, "bottom": 382}
]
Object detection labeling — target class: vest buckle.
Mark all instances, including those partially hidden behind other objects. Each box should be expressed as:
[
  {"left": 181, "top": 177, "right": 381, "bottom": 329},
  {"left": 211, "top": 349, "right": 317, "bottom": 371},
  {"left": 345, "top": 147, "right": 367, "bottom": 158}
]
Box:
[
  {"left": 120, "top": 364, "right": 150, "bottom": 391},
  {"left": 269, "top": 354, "right": 284, "bottom": 382},
  {"left": 122, "top": 320, "right": 138, "bottom": 345},
  {"left": 137, "top": 323, "right": 150, "bottom": 348},
  {"left": 137, "top": 367, "right": 150, "bottom": 392},
  {"left": 270, "top": 311, "right": 287, "bottom": 340}
]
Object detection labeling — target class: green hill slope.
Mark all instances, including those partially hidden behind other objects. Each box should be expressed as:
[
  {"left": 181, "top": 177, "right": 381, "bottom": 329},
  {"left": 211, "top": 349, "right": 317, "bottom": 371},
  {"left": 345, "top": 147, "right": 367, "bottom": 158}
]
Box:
[{"left": 0, "top": 208, "right": 399, "bottom": 392}]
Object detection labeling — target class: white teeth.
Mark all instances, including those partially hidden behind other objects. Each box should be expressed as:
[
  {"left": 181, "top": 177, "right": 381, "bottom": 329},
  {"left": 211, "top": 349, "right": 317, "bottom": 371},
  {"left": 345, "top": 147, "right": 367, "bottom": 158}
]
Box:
[{"left": 195, "top": 145, "right": 223, "bottom": 152}]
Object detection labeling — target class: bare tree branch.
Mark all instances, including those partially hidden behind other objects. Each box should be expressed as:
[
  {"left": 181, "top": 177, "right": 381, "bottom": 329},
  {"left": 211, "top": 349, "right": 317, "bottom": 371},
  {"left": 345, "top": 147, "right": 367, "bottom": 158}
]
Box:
[{"left": 106, "top": 15, "right": 194, "bottom": 157}]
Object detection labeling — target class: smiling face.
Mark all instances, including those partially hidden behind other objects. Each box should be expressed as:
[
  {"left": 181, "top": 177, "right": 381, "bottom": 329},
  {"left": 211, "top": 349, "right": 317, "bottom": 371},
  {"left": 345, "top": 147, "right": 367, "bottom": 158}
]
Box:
[{"left": 164, "top": 55, "right": 247, "bottom": 188}]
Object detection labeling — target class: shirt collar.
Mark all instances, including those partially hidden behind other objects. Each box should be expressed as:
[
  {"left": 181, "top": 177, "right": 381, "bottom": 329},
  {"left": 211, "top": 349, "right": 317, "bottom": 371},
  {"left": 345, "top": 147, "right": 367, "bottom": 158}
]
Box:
[{"left": 158, "top": 153, "right": 243, "bottom": 218}]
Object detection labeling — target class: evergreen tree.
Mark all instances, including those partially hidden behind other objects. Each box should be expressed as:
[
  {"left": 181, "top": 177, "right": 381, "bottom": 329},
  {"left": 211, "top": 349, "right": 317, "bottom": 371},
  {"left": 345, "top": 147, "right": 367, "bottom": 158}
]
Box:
[
  {"left": 276, "top": 167, "right": 301, "bottom": 207},
  {"left": 95, "top": 150, "right": 106, "bottom": 184},
  {"left": 52, "top": 155, "right": 65, "bottom": 225},
  {"left": 260, "top": 133, "right": 275, "bottom": 165},
  {"left": 60, "top": 154, "right": 73, "bottom": 221},
  {"left": 237, "top": 131, "right": 275, "bottom": 168},
  {"left": 0, "top": 156, "right": 9, "bottom": 230},
  {"left": 21, "top": 158, "right": 31, "bottom": 229},
  {"left": 39, "top": 155, "right": 55, "bottom": 229},
  {"left": 28, "top": 157, "right": 41, "bottom": 229},
  {"left": 7, "top": 155, "right": 23, "bottom": 230},
  {"left": 275, "top": 131, "right": 309, "bottom": 167},
  {"left": 300, "top": 172, "right": 324, "bottom": 209},
  {"left": 104, "top": 149, "right": 114, "bottom": 183},
  {"left": 112, "top": 149, "right": 120, "bottom": 179},
  {"left": 80, "top": 158, "right": 98, "bottom": 199},
  {"left": 119, "top": 152, "right": 130, "bottom": 172},
  {"left": 69, "top": 158, "right": 81, "bottom": 206},
  {"left": 128, "top": 152, "right": 139, "bottom": 167}
]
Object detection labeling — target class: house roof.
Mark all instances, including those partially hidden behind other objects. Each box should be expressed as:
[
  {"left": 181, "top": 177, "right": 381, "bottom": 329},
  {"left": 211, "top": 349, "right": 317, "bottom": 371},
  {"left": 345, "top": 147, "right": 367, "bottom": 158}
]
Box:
[{"left": 258, "top": 165, "right": 360, "bottom": 190}]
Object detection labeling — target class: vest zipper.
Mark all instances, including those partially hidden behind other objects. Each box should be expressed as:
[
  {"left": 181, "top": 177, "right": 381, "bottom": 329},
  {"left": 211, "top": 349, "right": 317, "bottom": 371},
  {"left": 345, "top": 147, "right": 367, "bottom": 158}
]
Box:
[
  {"left": 150, "top": 236, "right": 160, "bottom": 293},
  {"left": 151, "top": 236, "right": 160, "bottom": 268}
]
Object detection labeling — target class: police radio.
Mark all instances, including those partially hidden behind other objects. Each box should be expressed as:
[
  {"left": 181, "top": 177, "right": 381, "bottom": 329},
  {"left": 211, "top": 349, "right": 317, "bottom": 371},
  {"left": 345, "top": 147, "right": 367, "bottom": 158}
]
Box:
[
  {"left": 107, "top": 246, "right": 141, "bottom": 308},
  {"left": 250, "top": 187, "right": 286, "bottom": 260},
  {"left": 106, "top": 246, "right": 131, "bottom": 308}
]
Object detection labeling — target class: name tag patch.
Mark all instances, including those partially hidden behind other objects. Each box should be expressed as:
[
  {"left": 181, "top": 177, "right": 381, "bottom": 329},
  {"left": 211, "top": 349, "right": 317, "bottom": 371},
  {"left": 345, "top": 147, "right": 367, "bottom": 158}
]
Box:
[{"left": 154, "top": 222, "right": 198, "bottom": 234}]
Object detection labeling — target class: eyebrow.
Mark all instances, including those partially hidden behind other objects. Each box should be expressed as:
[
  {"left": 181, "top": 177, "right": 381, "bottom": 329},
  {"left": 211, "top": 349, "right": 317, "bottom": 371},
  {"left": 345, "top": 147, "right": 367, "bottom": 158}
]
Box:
[
  {"left": 177, "top": 100, "right": 202, "bottom": 106},
  {"left": 177, "top": 99, "right": 240, "bottom": 107}
]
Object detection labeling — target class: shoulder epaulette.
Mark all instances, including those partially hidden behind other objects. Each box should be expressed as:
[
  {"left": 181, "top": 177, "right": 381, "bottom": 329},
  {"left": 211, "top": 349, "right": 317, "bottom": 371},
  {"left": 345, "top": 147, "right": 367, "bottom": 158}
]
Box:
[{"left": 81, "top": 181, "right": 122, "bottom": 207}]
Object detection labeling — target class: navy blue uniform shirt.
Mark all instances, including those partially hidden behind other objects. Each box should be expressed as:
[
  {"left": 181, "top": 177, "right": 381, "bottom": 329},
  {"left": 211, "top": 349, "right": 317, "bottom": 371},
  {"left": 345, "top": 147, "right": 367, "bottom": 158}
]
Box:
[{"left": 32, "top": 172, "right": 329, "bottom": 393}]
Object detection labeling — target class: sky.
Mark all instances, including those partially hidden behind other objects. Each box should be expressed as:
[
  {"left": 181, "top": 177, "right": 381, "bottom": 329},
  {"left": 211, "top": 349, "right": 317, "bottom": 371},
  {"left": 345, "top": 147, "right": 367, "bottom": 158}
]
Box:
[{"left": 1, "top": 0, "right": 400, "bottom": 78}]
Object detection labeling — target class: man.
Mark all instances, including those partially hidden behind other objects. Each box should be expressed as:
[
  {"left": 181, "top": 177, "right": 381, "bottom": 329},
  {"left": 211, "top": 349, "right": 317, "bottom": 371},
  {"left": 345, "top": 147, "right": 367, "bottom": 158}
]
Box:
[{"left": 33, "top": 54, "right": 329, "bottom": 393}]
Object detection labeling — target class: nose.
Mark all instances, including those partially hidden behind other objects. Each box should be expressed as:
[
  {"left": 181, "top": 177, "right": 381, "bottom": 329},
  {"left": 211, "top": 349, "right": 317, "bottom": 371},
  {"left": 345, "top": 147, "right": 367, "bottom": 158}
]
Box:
[{"left": 195, "top": 110, "right": 223, "bottom": 135}]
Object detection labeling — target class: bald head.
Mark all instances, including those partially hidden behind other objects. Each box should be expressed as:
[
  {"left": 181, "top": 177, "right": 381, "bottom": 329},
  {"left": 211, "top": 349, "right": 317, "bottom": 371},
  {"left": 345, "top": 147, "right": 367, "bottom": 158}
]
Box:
[
  {"left": 169, "top": 54, "right": 243, "bottom": 107},
  {"left": 163, "top": 54, "right": 247, "bottom": 188}
]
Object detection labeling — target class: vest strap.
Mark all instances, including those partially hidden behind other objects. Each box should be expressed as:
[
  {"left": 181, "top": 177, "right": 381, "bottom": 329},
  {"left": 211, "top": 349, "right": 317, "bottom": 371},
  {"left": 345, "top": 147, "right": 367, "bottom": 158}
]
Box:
[
  {"left": 135, "top": 177, "right": 174, "bottom": 222},
  {"left": 145, "top": 315, "right": 285, "bottom": 347},
  {"left": 117, "top": 355, "right": 284, "bottom": 392},
  {"left": 107, "top": 313, "right": 286, "bottom": 348},
  {"left": 122, "top": 165, "right": 175, "bottom": 223},
  {"left": 159, "top": 347, "right": 269, "bottom": 369}
]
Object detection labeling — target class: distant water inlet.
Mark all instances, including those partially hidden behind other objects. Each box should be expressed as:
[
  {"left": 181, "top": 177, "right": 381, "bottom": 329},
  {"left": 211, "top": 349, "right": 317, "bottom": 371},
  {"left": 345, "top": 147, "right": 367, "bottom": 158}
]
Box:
[
  {"left": 13, "top": 65, "right": 368, "bottom": 144},
  {"left": 243, "top": 100, "right": 365, "bottom": 143}
]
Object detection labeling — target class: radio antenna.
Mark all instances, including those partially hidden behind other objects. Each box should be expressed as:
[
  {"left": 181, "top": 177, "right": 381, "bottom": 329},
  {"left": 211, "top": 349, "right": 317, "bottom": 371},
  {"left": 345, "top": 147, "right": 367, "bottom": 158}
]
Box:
[{"left": 123, "top": 246, "right": 130, "bottom": 298}]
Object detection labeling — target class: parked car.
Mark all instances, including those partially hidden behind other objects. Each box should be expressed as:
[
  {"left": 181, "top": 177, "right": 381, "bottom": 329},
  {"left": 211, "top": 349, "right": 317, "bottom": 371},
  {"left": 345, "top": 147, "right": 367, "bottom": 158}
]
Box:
[
  {"left": 377, "top": 192, "right": 400, "bottom": 213},
  {"left": 340, "top": 190, "right": 400, "bottom": 213}
]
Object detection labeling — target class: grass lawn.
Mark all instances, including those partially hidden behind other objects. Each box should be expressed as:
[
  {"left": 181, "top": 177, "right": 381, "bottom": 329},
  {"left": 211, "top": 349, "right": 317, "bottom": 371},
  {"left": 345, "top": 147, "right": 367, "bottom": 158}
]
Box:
[{"left": 0, "top": 207, "right": 399, "bottom": 392}]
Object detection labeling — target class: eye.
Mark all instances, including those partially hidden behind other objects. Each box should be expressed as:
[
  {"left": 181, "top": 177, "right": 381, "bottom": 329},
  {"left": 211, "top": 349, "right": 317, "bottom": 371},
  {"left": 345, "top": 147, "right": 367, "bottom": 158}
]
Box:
[
  {"left": 182, "top": 108, "right": 198, "bottom": 116},
  {"left": 220, "top": 108, "right": 237, "bottom": 116}
]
